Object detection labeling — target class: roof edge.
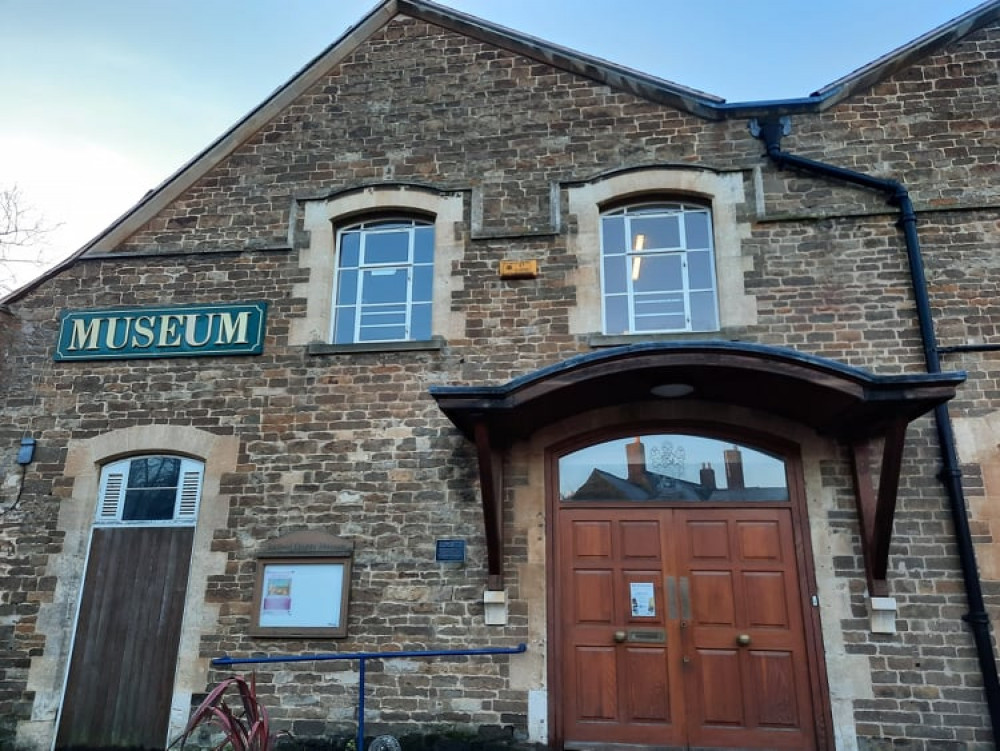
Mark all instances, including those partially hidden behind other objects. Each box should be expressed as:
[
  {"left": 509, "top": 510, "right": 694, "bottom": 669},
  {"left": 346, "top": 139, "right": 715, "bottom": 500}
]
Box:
[
  {"left": 4, "top": 0, "right": 999, "bottom": 306},
  {"left": 399, "top": 0, "right": 728, "bottom": 118},
  {"left": 0, "top": 0, "right": 403, "bottom": 306},
  {"left": 811, "top": 0, "right": 1000, "bottom": 106},
  {"left": 428, "top": 341, "right": 967, "bottom": 401}
]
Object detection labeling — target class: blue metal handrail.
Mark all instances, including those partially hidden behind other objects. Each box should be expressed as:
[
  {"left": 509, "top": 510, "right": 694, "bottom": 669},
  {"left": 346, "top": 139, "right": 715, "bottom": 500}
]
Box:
[{"left": 212, "top": 643, "right": 527, "bottom": 750}]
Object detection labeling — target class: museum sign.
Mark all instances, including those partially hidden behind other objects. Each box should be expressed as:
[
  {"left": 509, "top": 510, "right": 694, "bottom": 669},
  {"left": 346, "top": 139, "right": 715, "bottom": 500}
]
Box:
[{"left": 54, "top": 302, "right": 268, "bottom": 361}]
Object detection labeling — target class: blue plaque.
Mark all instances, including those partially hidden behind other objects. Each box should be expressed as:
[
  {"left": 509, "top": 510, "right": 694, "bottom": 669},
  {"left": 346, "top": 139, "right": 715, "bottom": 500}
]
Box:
[{"left": 436, "top": 539, "right": 466, "bottom": 562}]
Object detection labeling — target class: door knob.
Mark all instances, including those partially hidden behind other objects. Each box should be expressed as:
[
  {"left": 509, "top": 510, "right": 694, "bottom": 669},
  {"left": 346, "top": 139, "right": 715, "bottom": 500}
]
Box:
[
  {"left": 614, "top": 630, "right": 627, "bottom": 643},
  {"left": 736, "top": 634, "right": 751, "bottom": 646}
]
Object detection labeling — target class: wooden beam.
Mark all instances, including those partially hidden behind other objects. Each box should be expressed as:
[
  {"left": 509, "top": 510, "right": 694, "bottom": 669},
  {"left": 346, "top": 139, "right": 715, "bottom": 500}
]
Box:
[
  {"left": 871, "top": 420, "right": 908, "bottom": 584},
  {"left": 849, "top": 438, "right": 888, "bottom": 597},
  {"left": 473, "top": 421, "right": 505, "bottom": 590}
]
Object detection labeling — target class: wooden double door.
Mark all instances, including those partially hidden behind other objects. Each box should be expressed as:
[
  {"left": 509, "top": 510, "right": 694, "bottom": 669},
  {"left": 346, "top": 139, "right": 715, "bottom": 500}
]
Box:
[{"left": 556, "top": 506, "right": 818, "bottom": 751}]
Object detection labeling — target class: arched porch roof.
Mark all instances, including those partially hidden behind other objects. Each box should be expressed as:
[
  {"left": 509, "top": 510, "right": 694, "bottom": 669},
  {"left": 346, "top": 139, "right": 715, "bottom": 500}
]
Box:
[{"left": 429, "top": 341, "right": 964, "bottom": 593}]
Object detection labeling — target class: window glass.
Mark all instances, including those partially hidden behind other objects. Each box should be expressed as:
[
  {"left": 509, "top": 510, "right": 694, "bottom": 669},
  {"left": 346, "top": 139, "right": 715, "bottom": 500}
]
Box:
[
  {"left": 122, "top": 456, "right": 181, "bottom": 520},
  {"left": 361, "top": 268, "right": 407, "bottom": 304},
  {"left": 560, "top": 434, "right": 787, "bottom": 502},
  {"left": 603, "top": 256, "right": 627, "bottom": 295},
  {"left": 600, "top": 202, "right": 718, "bottom": 334},
  {"left": 98, "top": 455, "right": 204, "bottom": 525},
  {"left": 604, "top": 295, "right": 629, "bottom": 335},
  {"left": 600, "top": 216, "right": 627, "bottom": 256},
  {"left": 684, "top": 211, "right": 711, "bottom": 249},
  {"left": 414, "top": 226, "right": 434, "bottom": 264},
  {"left": 339, "top": 232, "right": 361, "bottom": 267},
  {"left": 333, "top": 218, "right": 434, "bottom": 344},
  {"left": 363, "top": 230, "right": 410, "bottom": 266},
  {"left": 630, "top": 214, "right": 681, "bottom": 250},
  {"left": 689, "top": 290, "right": 719, "bottom": 331}
]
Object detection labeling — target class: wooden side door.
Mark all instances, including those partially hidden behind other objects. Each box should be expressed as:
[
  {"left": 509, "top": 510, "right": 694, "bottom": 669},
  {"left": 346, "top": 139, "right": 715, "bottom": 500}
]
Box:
[
  {"left": 676, "top": 508, "right": 816, "bottom": 750},
  {"left": 558, "top": 508, "right": 686, "bottom": 749},
  {"left": 56, "top": 526, "right": 195, "bottom": 750}
]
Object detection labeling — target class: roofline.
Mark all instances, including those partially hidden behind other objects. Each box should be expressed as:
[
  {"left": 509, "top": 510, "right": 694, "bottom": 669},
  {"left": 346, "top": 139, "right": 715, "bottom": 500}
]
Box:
[
  {"left": 4, "top": 0, "right": 999, "bottom": 305},
  {"left": 428, "top": 340, "right": 967, "bottom": 401},
  {"left": 0, "top": 0, "right": 405, "bottom": 304}
]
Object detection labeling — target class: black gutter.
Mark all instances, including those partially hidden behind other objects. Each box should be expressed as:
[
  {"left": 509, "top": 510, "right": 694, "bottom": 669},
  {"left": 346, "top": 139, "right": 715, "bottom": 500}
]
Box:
[
  {"left": 751, "top": 117, "right": 1000, "bottom": 742},
  {"left": 939, "top": 343, "right": 1000, "bottom": 355}
]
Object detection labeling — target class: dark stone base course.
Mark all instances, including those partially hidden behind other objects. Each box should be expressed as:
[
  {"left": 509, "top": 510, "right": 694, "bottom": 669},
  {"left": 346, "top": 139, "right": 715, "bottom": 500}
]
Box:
[{"left": 275, "top": 727, "right": 543, "bottom": 751}]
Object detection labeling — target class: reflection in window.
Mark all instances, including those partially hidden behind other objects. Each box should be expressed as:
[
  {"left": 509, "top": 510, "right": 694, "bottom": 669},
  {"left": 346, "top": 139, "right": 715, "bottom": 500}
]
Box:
[
  {"left": 600, "top": 203, "right": 718, "bottom": 334},
  {"left": 123, "top": 456, "right": 182, "bottom": 520},
  {"left": 97, "top": 455, "right": 204, "bottom": 525},
  {"left": 332, "top": 218, "right": 434, "bottom": 344},
  {"left": 560, "top": 434, "right": 787, "bottom": 502}
]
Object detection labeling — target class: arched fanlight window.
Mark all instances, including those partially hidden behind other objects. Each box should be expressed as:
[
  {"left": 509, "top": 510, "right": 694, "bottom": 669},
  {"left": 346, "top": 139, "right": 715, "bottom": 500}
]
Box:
[
  {"left": 96, "top": 455, "right": 204, "bottom": 525},
  {"left": 559, "top": 434, "right": 787, "bottom": 502}
]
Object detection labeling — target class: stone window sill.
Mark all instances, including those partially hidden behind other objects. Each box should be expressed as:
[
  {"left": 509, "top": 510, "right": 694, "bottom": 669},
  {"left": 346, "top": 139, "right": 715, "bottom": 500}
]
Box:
[
  {"left": 588, "top": 330, "right": 743, "bottom": 348},
  {"left": 307, "top": 336, "right": 446, "bottom": 356}
]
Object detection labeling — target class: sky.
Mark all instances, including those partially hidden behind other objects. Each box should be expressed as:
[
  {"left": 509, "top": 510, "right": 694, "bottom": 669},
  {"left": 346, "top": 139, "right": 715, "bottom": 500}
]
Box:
[{"left": 0, "top": 0, "right": 988, "bottom": 292}]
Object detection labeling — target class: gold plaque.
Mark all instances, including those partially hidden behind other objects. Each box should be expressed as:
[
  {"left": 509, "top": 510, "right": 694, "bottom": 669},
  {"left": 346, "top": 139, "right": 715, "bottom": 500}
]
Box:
[{"left": 499, "top": 259, "right": 539, "bottom": 279}]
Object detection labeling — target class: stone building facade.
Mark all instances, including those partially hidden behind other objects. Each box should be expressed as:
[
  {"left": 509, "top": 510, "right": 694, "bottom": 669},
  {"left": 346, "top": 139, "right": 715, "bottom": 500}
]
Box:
[{"left": 2, "top": 1, "right": 1000, "bottom": 749}]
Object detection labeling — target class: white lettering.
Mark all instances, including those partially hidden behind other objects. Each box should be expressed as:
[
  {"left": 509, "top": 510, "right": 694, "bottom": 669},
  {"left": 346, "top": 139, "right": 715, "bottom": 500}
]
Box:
[
  {"left": 132, "top": 316, "right": 155, "bottom": 348},
  {"left": 215, "top": 311, "right": 251, "bottom": 345},
  {"left": 104, "top": 317, "right": 135, "bottom": 350},
  {"left": 68, "top": 319, "right": 101, "bottom": 351},
  {"left": 183, "top": 314, "right": 213, "bottom": 347},
  {"left": 157, "top": 314, "right": 184, "bottom": 347}
]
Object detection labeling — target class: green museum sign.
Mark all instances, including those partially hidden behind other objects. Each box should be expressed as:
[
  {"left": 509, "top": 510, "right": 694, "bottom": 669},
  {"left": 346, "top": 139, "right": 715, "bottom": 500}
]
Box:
[{"left": 55, "top": 302, "right": 268, "bottom": 361}]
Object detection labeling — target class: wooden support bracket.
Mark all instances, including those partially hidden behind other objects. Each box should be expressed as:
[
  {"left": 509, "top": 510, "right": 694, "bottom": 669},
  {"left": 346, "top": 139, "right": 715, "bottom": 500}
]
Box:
[
  {"left": 474, "top": 421, "right": 505, "bottom": 591},
  {"left": 849, "top": 419, "right": 908, "bottom": 598}
]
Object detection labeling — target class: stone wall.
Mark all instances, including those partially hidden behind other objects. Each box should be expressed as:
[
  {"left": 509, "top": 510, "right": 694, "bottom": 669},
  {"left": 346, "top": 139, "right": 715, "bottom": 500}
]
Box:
[{"left": 1, "top": 10, "right": 999, "bottom": 751}]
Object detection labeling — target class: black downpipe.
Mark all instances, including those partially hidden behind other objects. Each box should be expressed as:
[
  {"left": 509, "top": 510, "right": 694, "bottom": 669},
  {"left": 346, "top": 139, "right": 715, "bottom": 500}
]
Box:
[{"left": 753, "top": 118, "right": 1000, "bottom": 742}]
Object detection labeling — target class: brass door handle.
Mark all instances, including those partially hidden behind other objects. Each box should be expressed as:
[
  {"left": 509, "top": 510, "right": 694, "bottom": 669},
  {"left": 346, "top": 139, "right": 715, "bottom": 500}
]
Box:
[
  {"left": 736, "top": 634, "right": 751, "bottom": 647},
  {"left": 614, "top": 630, "right": 627, "bottom": 643}
]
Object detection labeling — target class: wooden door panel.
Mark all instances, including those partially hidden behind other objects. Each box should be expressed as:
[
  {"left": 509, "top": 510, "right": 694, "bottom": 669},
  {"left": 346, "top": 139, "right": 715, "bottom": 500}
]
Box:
[
  {"left": 686, "top": 519, "right": 730, "bottom": 560},
  {"left": 737, "top": 520, "right": 784, "bottom": 560},
  {"left": 748, "top": 650, "right": 800, "bottom": 727},
  {"left": 690, "top": 570, "right": 736, "bottom": 626},
  {"left": 574, "top": 569, "right": 614, "bottom": 623},
  {"left": 623, "top": 646, "right": 672, "bottom": 722},
  {"left": 560, "top": 510, "right": 684, "bottom": 747},
  {"left": 571, "top": 520, "right": 612, "bottom": 558},
  {"left": 619, "top": 520, "right": 663, "bottom": 560},
  {"left": 678, "top": 508, "right": 816, "bottom": 750},
  {"left": 575, "top": 646, "right": 619, "bottom": 720},
  {"left": 696, "top": 649, "right": 745, "bottom": 726},
  {"left": 57, "top": 527, "right": 193, "bottom": 750},
  {"left": 743, "top": 570, "right": 791, "bottom": 628}
]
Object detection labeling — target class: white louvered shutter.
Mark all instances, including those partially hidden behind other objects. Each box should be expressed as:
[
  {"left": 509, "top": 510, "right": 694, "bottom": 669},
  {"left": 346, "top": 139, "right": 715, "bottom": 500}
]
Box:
[
  {"left": 97, "top": 459, "right": 129, "bottom": 523},
  {"left": 96, "top": 456, "right": 204, "bottom": 525},
  {"left": 176, "top": 459, "right": 204, "bottom": 523}
]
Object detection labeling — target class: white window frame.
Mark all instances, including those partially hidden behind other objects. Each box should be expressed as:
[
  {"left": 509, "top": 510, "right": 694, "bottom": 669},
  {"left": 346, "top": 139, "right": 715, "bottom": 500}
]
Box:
[
  {"left": 95, "top": 455, "right": 204, "bottom": 527},
  {"left": 331, "top": 217, "right": 435, "bottom": 344},
  {"left": 599, "top": 202, "right": 719, "bottom": 335}
]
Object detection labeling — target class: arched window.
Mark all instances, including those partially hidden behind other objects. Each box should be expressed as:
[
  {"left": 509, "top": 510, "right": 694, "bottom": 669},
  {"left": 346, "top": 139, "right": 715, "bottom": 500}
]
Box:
[
  {"left": 559, "top": 433, "right": 787, "bottom": 502},
  {"left": 332, "top": 217, "right": 434, "bottom": 344},
  {"left": 600, "top": 202, "right": 718, "bottom": 334},
  {"left": 96, "top": 455, "right": 204, "bottom": 525}
]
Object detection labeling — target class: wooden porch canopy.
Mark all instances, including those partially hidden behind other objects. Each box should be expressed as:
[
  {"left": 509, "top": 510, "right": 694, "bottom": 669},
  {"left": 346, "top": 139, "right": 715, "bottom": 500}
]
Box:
[{"left": 429, "top": 342, "right": 964, "bottom": 594}]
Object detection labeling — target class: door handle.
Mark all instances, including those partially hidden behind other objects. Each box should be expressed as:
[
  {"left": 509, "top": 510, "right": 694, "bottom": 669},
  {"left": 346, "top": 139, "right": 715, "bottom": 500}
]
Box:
[
  {"left": 614, "top": 630, "right": 627, "bottom": 643},
  {"left": 666, "top": 576, "right": 678, "bottom": 620},
  {"left": 679, "top": 576, "right": 691, "bottom": 620},
  {"left": 736, "top": 634, "right": 752, "bottom": 647}
]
